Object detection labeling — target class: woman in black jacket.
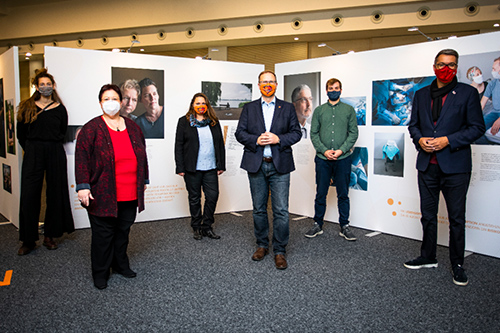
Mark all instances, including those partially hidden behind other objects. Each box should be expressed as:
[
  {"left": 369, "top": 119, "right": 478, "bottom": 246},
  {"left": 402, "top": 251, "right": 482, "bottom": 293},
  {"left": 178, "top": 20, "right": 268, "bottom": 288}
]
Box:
[{"left": 175, "top": 93, "right": 225, "bottom": 240}]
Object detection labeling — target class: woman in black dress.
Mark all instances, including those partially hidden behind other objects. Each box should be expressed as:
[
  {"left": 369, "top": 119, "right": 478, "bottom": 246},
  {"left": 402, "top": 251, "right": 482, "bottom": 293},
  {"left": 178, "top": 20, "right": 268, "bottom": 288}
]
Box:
[{"left": 16, "top": 69, "right": 74, "bottom": 255}]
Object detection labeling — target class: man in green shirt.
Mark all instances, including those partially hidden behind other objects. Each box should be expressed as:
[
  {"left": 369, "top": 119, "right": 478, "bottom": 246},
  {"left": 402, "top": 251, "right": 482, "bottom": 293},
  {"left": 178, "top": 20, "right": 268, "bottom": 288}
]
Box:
[{"left": 305, "top": 78, "right": 359, "bottom": 240}]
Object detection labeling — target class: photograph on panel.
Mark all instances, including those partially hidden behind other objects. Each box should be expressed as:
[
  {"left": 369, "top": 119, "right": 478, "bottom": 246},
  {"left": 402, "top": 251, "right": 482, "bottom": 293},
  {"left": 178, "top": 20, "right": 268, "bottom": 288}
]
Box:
[
  {"left": 0, "top": 78, "right": 5, "bottom": 158},
  {"left": 342, "top": 96, "right": 367, "bottom": 126},
  {"left": 201, "top": 81, "right": 252, "bottom": 121},
  {"left": 372, "top": 76, "right": 434, "bottom": 126},
  {"left": 5, "top": 99, "right": 15, "bottom": 155},
  {"left": 283, "top": 72, "right": 321, "bottom": 140},
  {"left": 330, "top": 146, "right": 368, "bottom": 191},
  {"left": 112, "top": 67, "right": 165, "bottom": 139},
  {"left": 373, "top": 132, "right": 404, "bottom": 177},
  {"left": 63, "top": 125, "right": 83, "bottom": 155},
  {"left": 457, "top": 51, "right": 500, "bottom": 145},
  {"left": 3, "top": 163, "right": 11, "bottom": 193}
]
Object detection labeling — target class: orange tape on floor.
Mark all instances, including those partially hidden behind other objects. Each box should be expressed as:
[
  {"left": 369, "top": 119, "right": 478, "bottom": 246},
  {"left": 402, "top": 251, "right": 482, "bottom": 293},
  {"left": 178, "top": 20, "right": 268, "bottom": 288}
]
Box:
[{"left": 0, "top": 270, "right": 13, "bottom": 286}]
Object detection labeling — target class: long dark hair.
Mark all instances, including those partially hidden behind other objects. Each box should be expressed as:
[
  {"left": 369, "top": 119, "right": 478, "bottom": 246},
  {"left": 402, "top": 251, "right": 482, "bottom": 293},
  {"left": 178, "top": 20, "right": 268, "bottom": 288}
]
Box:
[
  {"left": 185, "top": 92, "right": 219, "bottom": 125},
  {"left": 17, "top": 68, "right": 63, "bottom": 124}
]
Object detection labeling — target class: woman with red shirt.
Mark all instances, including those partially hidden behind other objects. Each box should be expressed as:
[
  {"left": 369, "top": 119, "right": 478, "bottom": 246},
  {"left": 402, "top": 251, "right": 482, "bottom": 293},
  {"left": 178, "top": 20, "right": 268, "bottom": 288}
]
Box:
[{"left": 75, "top": 84, "right": 149, "bottom": 290}]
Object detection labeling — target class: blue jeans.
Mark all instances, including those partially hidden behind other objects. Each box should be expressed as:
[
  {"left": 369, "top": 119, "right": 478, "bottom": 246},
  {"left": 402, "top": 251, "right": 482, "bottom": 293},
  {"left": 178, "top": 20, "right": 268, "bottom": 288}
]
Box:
[
  {"left": 247, "top": 161, "right": 290, "bottom": 255},
  {"left": 314, "top": 155, "right": 351, "bottom": 227}
]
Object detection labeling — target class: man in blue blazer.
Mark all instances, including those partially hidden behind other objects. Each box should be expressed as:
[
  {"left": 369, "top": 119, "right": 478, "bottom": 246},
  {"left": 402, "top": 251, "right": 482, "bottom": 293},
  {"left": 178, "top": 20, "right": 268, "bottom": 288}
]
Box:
[
  {"left": 406, "top": 49, "right": 485, "bottom": 286},
  {"left": 235, "top": 70, "right": 302, "bottom": 270}
]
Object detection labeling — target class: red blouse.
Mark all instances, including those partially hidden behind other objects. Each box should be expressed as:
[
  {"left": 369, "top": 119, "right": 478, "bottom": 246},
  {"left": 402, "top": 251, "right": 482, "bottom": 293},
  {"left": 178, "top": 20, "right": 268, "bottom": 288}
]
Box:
[{"left": 107, "top": 126, "right": 138, "bottom": 202}]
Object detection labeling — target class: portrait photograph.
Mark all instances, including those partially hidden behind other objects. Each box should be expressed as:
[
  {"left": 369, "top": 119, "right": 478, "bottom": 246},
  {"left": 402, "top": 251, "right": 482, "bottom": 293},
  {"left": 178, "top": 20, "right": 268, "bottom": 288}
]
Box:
[
  {"left": 112, "top": 67, "right": 165, "bottom": 139},
  {"left": 5, "top": 99, "right": 15, "bottom": 155},
  {"left": 284, "top": 72, "right": 321, "bottom": 139},
  {"left": 457, "top": 51, "right": 500, "bottom": 145},
  {"left": 3, "top": 163, "right": 11, "bottom": 194}
]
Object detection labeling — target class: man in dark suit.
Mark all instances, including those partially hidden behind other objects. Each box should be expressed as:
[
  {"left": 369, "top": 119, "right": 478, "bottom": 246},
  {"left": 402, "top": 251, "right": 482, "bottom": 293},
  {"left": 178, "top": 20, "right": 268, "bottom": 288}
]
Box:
[
  {"left": 406, "top": 49, "right": 485, "bottom": 286},
  {"left": 235, "top": 70, "right": 302, "bottom": 270}
]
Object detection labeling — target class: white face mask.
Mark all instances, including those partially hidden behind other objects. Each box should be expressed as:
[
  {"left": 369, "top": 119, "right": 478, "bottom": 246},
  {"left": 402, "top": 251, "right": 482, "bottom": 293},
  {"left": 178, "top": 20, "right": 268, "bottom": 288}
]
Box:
[
  {"left": 473, "top": 74, "right": 483, "bottom": 84},
  {"left": 102, "top": 100, "right": 121, "bottom": 116},
  {"left": 492, "top": 70, "right": 500, "bottom": 80}
]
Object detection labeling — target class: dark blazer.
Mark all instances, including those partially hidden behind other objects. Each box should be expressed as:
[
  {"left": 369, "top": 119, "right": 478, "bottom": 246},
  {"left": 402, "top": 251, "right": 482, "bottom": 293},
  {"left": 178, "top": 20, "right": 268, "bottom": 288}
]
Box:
[
  {"left": 408, "top": 82, "right": 485, "bottom": 174},
  {"left": 235, "top": 97, "right": 302, "bottom": 174},
  {"left": 174, "top": 116, "right": 226, "bottom": 174},
  {"left": 75, "top": 116, "right": 149, "bottom": 217}
]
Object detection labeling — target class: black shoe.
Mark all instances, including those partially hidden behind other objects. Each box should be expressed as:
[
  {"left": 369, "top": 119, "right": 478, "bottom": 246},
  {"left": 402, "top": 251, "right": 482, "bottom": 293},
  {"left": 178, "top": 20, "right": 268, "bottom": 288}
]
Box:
[
  {"left": 94, "top": 279, "right": 108, "bottom": 290},
  {"left": 114, "top": 268, "right": 137, "bottom": 278},
  {"left": 305, "top": 223, "right": 323, "bottom": 238},
  {"left": 339, "top": 225, "right": 357, "bottom": 241},
  {"left": 202, "top": 229, "right": 221, "bottom": 239},
  {"left": 17, "top": 242, "right": 36, "bottom": 256},
  {"left": 404, "top": 257, "right": 438, "bottom": 269},
  {"left": 452, "top": 265, "right": 469, "bottom": 286},
  {"left": 193, "top": 229, "right": 203, "bottom": 240}
]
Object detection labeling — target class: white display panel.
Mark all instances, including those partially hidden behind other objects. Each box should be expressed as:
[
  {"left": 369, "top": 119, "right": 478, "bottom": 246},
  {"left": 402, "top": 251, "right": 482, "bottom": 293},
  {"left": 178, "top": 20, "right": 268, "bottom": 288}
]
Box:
[
  {"left": 0, "top": 47, "right": 21, "bottom": 227},
  {"left": 277, "top": 32, "right": 500, "bottom": 258},
  {"left": 45, "top": 47, "right": 262, "bottom": 229}
]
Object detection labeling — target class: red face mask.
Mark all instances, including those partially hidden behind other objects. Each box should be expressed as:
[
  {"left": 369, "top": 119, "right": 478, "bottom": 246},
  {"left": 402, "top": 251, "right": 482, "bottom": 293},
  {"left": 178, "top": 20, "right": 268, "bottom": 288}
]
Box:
[
  {"left": 194, "top": 104, "right": 207, "bottom": 115},
  {"left": 434, "top": 66, "right": 457, "bottom": 83}
]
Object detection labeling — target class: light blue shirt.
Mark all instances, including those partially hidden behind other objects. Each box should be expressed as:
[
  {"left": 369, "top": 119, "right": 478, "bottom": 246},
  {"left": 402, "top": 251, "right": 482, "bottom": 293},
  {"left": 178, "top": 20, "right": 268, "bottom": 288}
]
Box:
[
  {"left": 484, "top": 79, "right": 500, "bottom": 112},
  {"left": 196, "top": 126, "right": 216, "bottom": 171},
  {"left": 261, "top": 97, "right": 276, "bottom": 158}
]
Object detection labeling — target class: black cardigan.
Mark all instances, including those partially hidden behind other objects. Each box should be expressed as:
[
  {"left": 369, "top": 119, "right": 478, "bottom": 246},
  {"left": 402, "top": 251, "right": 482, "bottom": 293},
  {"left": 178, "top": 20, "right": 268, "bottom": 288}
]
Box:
[{"left": 174, "top": 116, "right": 226, "bottom": 174}]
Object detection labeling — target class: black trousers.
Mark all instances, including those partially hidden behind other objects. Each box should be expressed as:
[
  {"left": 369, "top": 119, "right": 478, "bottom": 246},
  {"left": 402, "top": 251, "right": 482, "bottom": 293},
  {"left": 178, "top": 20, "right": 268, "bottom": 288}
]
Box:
[
  {"left": 183, "top": 169, "right": 219, "bottom": 230},
  {"left": 19, "top": 141, "right": 74, "bottom": 244},
  {"left": 88, "top": 201, "right": 137, "bottom": 281},
  {"left": 418, "top": 164, "right": 471, "bottom": 266}
]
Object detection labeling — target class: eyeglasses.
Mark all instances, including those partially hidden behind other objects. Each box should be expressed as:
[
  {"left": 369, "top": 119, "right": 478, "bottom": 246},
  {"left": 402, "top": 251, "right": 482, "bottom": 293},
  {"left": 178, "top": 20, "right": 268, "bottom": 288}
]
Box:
[
  {"left": 259, "top": 81, "right": 276, "bottom": 85},
  {"left": 296, "top": 97, "right": 313, "bottom": 103},
  {"left": 435, "top": 62, "right": 457, "bottom": 70}
]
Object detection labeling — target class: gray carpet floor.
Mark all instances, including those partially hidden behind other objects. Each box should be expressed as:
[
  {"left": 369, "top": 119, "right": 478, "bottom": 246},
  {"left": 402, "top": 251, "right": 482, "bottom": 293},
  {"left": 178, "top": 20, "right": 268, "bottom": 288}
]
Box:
[{"left": 1, "top": 211, "right": 499, "bottom": 332}]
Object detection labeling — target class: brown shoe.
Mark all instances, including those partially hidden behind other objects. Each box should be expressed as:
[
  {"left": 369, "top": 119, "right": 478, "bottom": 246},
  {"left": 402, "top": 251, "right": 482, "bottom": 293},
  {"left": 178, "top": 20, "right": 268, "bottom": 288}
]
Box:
[
  {"left": 251, "top": 247, "right": 269, "bottom": 261},
  {"left": 43, "top": 237, "right": 58, "bottom": 250},
  {"left": 275, "top": 254, "right": 288, "bottom": 270},
  {"left": 18, "top": 243, "right": 35, "bottom": 256}
]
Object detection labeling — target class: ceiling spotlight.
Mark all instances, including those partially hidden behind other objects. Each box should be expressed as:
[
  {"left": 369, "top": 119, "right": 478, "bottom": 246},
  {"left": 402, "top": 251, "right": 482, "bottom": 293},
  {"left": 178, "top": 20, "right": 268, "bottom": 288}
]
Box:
[
  {"left": 112, "top": 48, "right": 121, "bottom": 53},
  {"left": 494, "top": 23, "right": 499, "bottom": 27},
  {"left": 318, "top": 43, "right": 341, "bottom": 55},
  {"left": 25, "top": 52, "right": 32, "bottom": 57},
  {"left": 408, "top": 26, "right": 433, "bottom": 41},
  {"left": 347, "top": 50, "right": 355, "bottom": 54},
  {"left": 294, "top": 37, "right": 299, "bottom": 41},
  {"left": 140, "top": 49, "right": 145, "bottom": 52}
]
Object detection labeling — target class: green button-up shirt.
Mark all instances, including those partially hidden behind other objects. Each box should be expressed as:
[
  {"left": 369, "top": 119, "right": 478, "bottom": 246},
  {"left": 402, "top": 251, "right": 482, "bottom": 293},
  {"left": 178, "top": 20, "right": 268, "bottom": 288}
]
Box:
[{"left": 310, "top": 100, "right": 359, "bottom": 160}]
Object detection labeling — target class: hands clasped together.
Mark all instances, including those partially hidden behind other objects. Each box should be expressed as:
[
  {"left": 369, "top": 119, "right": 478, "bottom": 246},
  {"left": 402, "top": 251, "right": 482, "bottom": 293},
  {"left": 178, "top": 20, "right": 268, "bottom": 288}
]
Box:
[
  {"left": 257, "top": 132, "right": 280, "bottom": 146},
  {"left": 418, "top": 136, "right": 449, "bottom": 153}
]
